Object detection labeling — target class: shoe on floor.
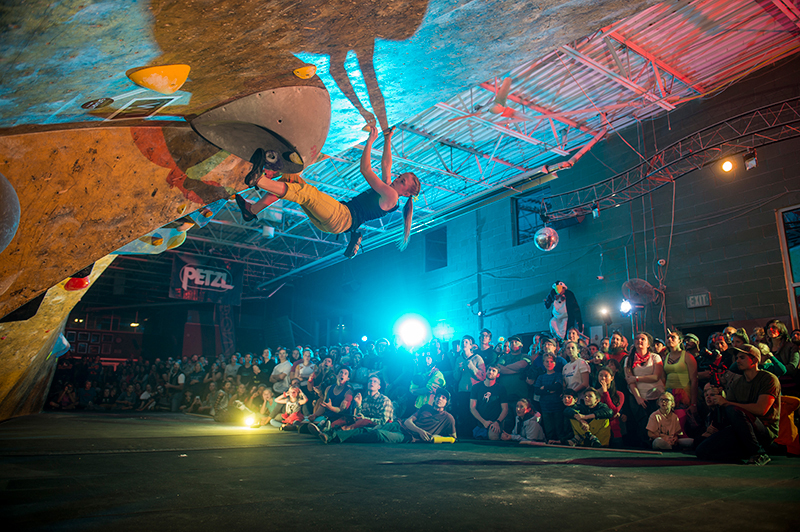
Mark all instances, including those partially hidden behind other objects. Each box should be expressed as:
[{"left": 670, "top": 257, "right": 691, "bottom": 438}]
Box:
[
  {"left": 235, "top": 194, "right": 256, "bottom": 222},
  {"left": 746, "top": 453, "right": 771, "bottom": 466}
]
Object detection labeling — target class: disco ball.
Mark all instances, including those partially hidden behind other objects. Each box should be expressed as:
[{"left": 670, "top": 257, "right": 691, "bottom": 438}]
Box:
[{"left": 534, "top": 226, "right": 559, "bottom": 251}]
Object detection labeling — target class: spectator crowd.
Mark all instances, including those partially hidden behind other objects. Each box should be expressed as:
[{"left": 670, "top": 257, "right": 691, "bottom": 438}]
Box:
[{"left": 47, "top": 320, "right": 800, "bottom": 465}]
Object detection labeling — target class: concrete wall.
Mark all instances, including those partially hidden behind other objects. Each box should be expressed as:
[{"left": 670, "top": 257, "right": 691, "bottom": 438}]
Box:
[{"left": 287, "top": 55, "right": 800, "bottom": 344}]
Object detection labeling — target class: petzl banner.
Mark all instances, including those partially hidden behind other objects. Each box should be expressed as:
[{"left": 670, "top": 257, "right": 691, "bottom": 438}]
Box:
[{"left": 169, "top": 255, "right": 244, "bottom": 306}]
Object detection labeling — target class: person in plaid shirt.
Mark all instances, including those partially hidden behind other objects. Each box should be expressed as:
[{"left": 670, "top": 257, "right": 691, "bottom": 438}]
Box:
[{"left": 345, "top": 375, "right": 393, "bottom": 430}]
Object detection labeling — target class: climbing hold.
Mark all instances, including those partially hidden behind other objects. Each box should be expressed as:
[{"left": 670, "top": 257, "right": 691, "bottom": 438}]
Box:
[
  {"left": 127, "top": 64, "right": 191, "bottom": 95},
  {"left": 64, "top": 263, "right": 95, "bottom": 291},
  {"left": 177, "top": 203, "right": 188, "bottom": 216},
  {"left": 166, "top": 231, "right": 187, "bottom": 250},
  {"left": 139, "top": 233, "right": 164, "bottom": 247},
  {"left": 289, "top": 152, "right": 303, "bottom": 165},
  {"left": 293, "top": 65, "right": 317, "bottom": 79},
  {"left": 0, "top": 172, "right": 21, "bottom": 254}
]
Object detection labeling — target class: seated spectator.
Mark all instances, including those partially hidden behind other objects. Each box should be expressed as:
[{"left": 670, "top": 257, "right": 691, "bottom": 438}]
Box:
[
  {"left": 470, "top": 365, "right": 509, "bottom": 440},
  {"left": 77, "top": 380, "right": 97, "bottom": 410},
  {"left": 501, "top": 398, "right": 544, "bottom": 442},
  {"left": 597, "top": 367, "right": 625, "bottom": 447},
  {"left": 647, "top": 392, "right": 693, "bottom": 451},
  {"left": 313, "top": 389, "right": 456, "bottom": 444},
  {"left": 692, "top": 383, "right": 725, "bottom": 448},
  {"left": 696, "top": 344, "right": 781, "bottom": 465},
  {"left": 213, "top": 381, "right": 234, "bottom": 422},
  {"left": 49, "top": 383, "right": 78, "bottom": 410},
  {"left": 115, "top": 384, "right": 137, "bottom": 410},
  {"left": 272, "top": 384, "right": 309, "bottom": 429},
  {"left": 341, "top": 375, "right": 393, "bottom": 430},
  {"left": 309, "top": 368, "right": 354, "bottom": 426},
  {"left": 179, "top": 390, "right": 202, "bottom": 413},
  {"left": 137, "top": 384, "right": 156, "bottom": 412},
  {"left": 534, "top": 354, "right": 564, "bottom": 442},
  {"left": 568, "top": 387, "right": 613, "bottom": 447},
  {"left": 255, "top": 388, "right": 277, "bottom": 426},
  {"left": 550, "top": 389, "right": 579, "bottom": 445}
]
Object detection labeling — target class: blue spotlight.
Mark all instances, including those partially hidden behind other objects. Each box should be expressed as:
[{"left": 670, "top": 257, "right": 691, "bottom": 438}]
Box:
[{"left": 394, "top": 314, "right": 431, "bottom": 348}]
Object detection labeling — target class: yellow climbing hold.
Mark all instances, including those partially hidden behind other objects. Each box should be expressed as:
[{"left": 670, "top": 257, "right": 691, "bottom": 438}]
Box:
[
  {"left": 293, "top": 65, "right": 317, "bottom": 79},
  {"left": 127, "top": 65, "right": 191, "bottom": 95},
  {"left": 177, "top": 203, "right": 188, "bottom": 215},
  {"left": 289, "top": 152, "right": 303, "bottom": 165},
  {"left": 166, "top": 232, "right": 187, "bottom": 250}
]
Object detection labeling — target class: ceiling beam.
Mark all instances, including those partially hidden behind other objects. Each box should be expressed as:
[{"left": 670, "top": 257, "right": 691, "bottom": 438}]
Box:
[
  {"left": 395, "top": 124, "right": 529, "bottom": 172},
  {"left": 605, "top": 31, "right": 705, "bottom": 93},
  {"left": 477, "top": 82, "right": 598, "bottom": 137},
  {"left": 559, "top": 45, "right": 676, "bottom": 111},
  {"left": 435, "top": 102, "right": 570, "bottom": 156}
]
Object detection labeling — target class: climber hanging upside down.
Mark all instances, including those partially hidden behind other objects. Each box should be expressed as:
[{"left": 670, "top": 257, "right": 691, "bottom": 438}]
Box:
[{"left": 234, "top": 126, "right": 420, "bottom": 257}]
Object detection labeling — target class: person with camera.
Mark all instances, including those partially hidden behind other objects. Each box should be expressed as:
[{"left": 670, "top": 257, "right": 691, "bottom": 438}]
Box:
[{"left": 696, "top": 344, "right": 780, "bottom": 465}]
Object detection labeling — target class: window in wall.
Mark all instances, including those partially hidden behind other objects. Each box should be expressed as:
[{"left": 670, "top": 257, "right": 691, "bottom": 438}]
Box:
[
  {"left": 514, "top": 186, "right": 580, "bottom": 246},
  {"left": 777, "top": 204, "right": 800, "bottom": 327},
  {"left": 425, "top": 226, "right": 447, "bottom": 272}
]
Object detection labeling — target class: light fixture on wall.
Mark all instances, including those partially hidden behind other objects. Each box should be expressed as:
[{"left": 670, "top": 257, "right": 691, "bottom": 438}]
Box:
[
  {"left": 743, "top": 148, "right": 757, "bottom": 170},
  {"left": 592, "top": 203, "right": 600, "bottom": 219},
  {"left": 721, "top": 159, "right": 734, "bottom": 172}
]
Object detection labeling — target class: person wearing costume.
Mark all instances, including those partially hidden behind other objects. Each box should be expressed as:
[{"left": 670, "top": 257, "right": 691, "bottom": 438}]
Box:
[
  {"left": 234, "top": 126, "right": 420, "bottom": 257},
  {"left": 544, "top": 281, "right": 583, "bottom": 339}
]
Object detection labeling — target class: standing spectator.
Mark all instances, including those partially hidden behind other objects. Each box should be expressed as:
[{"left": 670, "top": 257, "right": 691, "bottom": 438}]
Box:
[
  {"left": 270, "top": 348, "right": 293, "bottom": 394},
  {"left": 663, "top": 331, "right": 698, "bottom": 415},
  {"left": 624, "top": 332, "right": 665, "bottom": 447},
  {"left": 496, "top": 335, "right": 530, "bottom": 405},
  {"left": 409, "top": 352, "right": 446, "bottom": 410},
  {"left": 535, "top": 353, "right": 564, "bottom": 442},
  {"left": 164, "top": 362, "right": 186, "bottom": 412},
  {"left": 237, "top": 353, "right": 256, "bottom": 388},
  {"left": 477, "top": 329, "right": 496, "bottom": 368},
  {"left": 455, "top": 335, "right": 486, "bottom": 436},
  {"left": 562, "top": 341, "right": 590, "bottom": 394},
  {"left": 767, "top": 321, "right": 799, "bottom": 397}
]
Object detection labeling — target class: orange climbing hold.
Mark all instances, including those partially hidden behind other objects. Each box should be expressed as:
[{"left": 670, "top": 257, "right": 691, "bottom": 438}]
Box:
[
  {"left": 293, "top": 65, "right": 317, "bottom": 79},
  {"left": 64, "top": 277, "right": 90, "bottom": 291},
  {"left": 127, "top": 65, "right": 191, "bottom": 95}
]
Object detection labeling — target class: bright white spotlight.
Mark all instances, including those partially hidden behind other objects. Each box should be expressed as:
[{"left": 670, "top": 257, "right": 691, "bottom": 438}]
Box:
[
  {"left": 361, "top": 335, "right": 368, "bottom": 342},
  {"left": 394, "top": 314, "right": 431, "bottom": 348},
  {"left": 244, "top": 416, "right": 255, "bottom": 426},
  {"left": 600, "top": 307, "right": 609, "bottom": 316},
  {"left": 620, "top": 300, "right": 632, "bottom": 315},
  {"left": 721, "top": 160, "right": 733, "bottom": 172}
]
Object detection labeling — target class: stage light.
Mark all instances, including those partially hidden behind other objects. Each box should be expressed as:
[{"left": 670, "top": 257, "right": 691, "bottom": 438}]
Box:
[
  {"left": 721, "top": 160, "right": 733, "bottom": 172},
  {"left": 244, "top": 416, "right": 255, "bottom": 426},
  {"left": 361, "top": 335, "right": 368, "bottom": 342},
  {"left": 600, "top": 307, "right": 609, "bottom": 316},
  {"left": 130, "top": 322, "right": 140, "bottom": 327},
  {"left": 592, "top": 203, "right": 600, "bottom": 219},
  {"left": 743, "top": 149, "right": 757, "bottom": 170},
  {"left": 394, "top": 314, "right": 431, "bottom": 348},
  {"left": 620, "top": 300, "right": 632, "bottom": 315}
]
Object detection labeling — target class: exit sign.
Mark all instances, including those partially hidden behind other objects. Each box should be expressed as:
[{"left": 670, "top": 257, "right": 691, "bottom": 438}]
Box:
[{"left": 686, "top": 292, "right": 712, "bottom": 309}]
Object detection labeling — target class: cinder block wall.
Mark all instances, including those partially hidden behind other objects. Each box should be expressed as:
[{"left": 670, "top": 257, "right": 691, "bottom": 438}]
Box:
[{"left": 289, "top": 56, "right": 800, "bottom": 344}]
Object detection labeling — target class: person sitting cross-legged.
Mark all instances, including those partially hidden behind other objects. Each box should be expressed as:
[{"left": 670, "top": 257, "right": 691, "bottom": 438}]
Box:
[
  {"left": 567, "top": 387, "right": 613, "bottom": 447},
  {"left": 336, "top": 375, "right": 393, "bottom": 431},
  {"left": 501, "top": 398, "right": 545, "bottom": 442},
  {"left": 647, "top": 392, "right": 694, "bottom": 451},
  {"left": 312, "top": 389, "right": 456, "bottom": 444}
]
